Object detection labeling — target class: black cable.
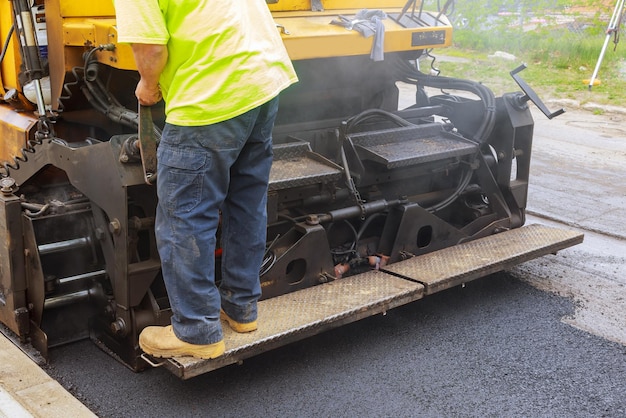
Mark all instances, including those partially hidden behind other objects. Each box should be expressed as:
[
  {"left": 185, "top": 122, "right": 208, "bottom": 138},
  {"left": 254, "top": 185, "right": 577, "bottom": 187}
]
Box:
[
  {"left": 344, "top": 108, "right": 414, "bottom": 133},
  {"left": 260, "top": 251, "right": 277, "bottom": 276},
  {"left": 0, "top": 24, "right": 14, "bottom": 65},
  {"left": 355, "top": 212, "right": 386, "bottom": 243},
  {"left": 329, "top": 220, "right": 358, "bottom": 261},
  {"left": 392, "top": 56, "right": 496, "bottom": 143},
  {"left": 424, "top": 163, "right": 473, "bottom": 213}
]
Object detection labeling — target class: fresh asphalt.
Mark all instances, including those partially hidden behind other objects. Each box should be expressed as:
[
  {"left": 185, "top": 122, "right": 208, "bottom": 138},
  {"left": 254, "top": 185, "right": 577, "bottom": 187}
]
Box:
[{"left": 45, "top": 273, "right": 626, "bottom": 417}]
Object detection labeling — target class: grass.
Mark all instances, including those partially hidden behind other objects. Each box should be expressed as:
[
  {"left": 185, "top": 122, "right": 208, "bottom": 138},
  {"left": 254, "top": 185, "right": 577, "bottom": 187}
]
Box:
[{"left": 429, "top": 17, "right": 626, "bottom": 109}]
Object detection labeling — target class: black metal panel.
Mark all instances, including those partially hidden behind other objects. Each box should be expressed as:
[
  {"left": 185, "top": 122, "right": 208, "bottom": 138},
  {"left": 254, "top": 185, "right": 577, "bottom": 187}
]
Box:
[
  {"left": 411, "top": 29, "right": 446, "bottom": 47},
  {"left": 0, "top": 194, "right": 27, "bottom": 336},
  {"left": 347, "top": 124, "right": 477, "bottom": 169}
]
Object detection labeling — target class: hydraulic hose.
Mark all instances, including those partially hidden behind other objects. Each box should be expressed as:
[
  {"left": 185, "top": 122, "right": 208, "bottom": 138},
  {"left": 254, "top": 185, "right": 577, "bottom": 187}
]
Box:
[
  {"left": 81, "top": 50, "right": 161, "bottom": 142},
  {"left": 392, "top": 56, "right": 496, "bottom": 143},
  {"left": 0, "top": 24, "right": 14, "bottom": 65}
]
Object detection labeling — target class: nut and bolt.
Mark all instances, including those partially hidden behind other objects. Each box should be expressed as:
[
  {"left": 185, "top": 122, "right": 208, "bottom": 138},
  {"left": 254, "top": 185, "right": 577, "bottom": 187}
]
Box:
[{"left": 0, "top": 177, "right": 17, "bottom": 195}]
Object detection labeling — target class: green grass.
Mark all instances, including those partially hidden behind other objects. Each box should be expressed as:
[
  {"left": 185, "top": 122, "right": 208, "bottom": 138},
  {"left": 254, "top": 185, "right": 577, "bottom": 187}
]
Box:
[
  {"left": 432, "top": 8, "right": 626, "bottom": 109},
  {"left": 433, "top": 46, "right": 626, "bottom": 109}
]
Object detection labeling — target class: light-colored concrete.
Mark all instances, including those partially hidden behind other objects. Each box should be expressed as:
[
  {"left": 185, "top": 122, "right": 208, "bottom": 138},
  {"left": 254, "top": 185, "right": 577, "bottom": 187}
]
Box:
[{"left": 0, "top": 334, "right": 96, "bottom": 417}]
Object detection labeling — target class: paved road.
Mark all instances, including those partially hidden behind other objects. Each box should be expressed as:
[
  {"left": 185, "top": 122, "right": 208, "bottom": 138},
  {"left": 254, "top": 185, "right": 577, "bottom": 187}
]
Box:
[
  {"left": 520, "top": 107, "right": 626, "bottom": 347},
  {"left": 42, "top": 107, "right": 626, "bottom": 417},
  {"left": 46, "top": 274, "right": 625, "bottom": 417}
]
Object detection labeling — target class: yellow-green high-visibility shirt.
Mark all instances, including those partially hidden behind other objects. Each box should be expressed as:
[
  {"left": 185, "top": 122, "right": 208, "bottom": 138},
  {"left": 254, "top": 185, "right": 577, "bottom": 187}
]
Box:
[{"left": 114, "top": 0, "right": 298, "bottom": 126}]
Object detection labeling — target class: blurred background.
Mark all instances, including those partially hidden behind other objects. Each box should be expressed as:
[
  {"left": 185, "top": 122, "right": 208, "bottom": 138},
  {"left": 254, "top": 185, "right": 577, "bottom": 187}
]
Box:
[{"left": 428, "top": 0, "right": 626, "bottom": 107}]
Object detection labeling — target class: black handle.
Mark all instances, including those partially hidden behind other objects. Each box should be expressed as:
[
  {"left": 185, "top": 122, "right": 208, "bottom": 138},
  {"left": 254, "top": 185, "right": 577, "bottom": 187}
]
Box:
[{"left": 510, "top": 64, "right": 565, "bottom": 120}]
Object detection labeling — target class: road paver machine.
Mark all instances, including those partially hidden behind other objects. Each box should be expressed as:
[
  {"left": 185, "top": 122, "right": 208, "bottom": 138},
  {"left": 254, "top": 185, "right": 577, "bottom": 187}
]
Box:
[{"left": 0, "top": 0, "right": 582, "bottom": 378}]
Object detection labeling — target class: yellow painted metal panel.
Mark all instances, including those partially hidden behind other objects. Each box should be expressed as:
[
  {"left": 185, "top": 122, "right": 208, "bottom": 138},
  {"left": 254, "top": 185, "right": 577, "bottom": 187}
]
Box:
[
  {"left": 62, "top": 18, "right": 135, "bottom": 70},
  {"left": 269, "top": 0, "right": 411, "bottom": 12},
  {"left": 0, "top": 106, "right": 36, "bottom": 165},
  {"left": 58, "top": 0, "right": 411, "bottom": 16},
  {"left": 62, "top": 18, "right": 113, "bottom": 47},
  {"left": 0, "top": 1, "right": 21, "bottom": 92},
  {"left": 89, "top": 21, "right": 136, "bottom": 70},
  {"left": 59, "top": 0, "right": 115, "bottom": 17},
  {"left": 62, "top": 21, "right": 95, "bottom": 46},
  {"left": 60, "top": 9, "right": 451, "bottom": 69},
  {"left": 274, "top": 14, "right": 452, "bottom": 60}
]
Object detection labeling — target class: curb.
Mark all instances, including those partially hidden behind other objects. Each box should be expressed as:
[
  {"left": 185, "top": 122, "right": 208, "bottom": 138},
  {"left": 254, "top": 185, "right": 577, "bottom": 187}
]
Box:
[
  {"left": 546, "top": 99, "right": 626, "bottom": 115},
  {"left": 0, "top": 334, "right": 96, "bottom": 418}
]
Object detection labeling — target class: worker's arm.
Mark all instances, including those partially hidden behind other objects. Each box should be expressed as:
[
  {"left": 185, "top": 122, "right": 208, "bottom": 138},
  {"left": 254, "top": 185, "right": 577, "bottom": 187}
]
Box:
[{"left": 131, "top": 43, "right": 168, "bottom": 106}]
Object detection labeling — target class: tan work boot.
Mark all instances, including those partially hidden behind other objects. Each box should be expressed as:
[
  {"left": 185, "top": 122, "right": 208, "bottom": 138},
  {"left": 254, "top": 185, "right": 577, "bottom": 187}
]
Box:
[
  {"left": 220, "top": 309, "right": 258, "bottom": 333},
  {"left": 139, "top": 325, "right": 225, "bottom": 359}
]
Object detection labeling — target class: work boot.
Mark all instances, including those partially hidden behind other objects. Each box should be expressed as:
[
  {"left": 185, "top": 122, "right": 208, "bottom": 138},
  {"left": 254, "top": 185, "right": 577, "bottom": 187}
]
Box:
[
  {"left": 220, "top": 309, "right": 258, "bottom": 333},
  {"left": 139, "top": 325, "right": 225, "bottom": 359}
]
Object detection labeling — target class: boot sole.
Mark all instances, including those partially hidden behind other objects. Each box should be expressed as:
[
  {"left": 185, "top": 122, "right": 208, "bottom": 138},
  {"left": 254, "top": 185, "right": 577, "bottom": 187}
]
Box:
[{"left": 140, "top": 339, "right": 225, "bottom": 359}]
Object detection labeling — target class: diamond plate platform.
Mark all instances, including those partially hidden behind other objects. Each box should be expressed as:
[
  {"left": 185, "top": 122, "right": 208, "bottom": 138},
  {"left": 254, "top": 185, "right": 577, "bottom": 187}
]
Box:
[
  {"left": 160, "top": 271, "right": 424, "bottom": 379},
  {"left": 347, "top": 123, "right": 478, "bottom": 169},
  {"left": 155, "top": 224, "right": 582, "bottom": 379},
  {"left": 269, "top": 140, "right": 342, "bottom": 191},
  {"left": 382, "top": 224, "right": 584, "bottom": 295}
]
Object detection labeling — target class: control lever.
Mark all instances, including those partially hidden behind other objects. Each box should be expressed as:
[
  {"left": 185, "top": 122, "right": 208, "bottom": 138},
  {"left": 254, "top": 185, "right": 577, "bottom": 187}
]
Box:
[
  {"left": 510, "top": 64, "right": 565, "bottom": 120},
  {"left": 138, "top": 105, "right": 158, "bottom": 184}
]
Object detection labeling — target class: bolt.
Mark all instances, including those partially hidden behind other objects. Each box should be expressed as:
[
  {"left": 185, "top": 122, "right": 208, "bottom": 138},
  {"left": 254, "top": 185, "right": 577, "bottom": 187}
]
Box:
[
  {"left": 110, "top": 318, "right": 127, "bottom": 336},
  {"left": 109, "top": 219, "right": 121, "bottom": 235},
  {"left": 0, "top": 177, "right": 17, "bottom": 195}
]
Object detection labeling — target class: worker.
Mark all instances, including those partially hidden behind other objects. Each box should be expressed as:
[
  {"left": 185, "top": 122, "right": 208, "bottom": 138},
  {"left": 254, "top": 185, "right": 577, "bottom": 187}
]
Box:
[{"left": 114, "top": 0, "right": 298, "bottom": 359}]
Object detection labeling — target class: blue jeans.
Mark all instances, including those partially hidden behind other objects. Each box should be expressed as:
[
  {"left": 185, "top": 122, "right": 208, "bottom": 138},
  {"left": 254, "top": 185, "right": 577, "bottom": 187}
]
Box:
[{"left": 155, "top": 97, "right": 278, "bottom": 345}]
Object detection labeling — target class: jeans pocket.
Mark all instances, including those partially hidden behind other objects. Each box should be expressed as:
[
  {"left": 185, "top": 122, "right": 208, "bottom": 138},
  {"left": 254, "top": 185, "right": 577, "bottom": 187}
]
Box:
[{"left": 158, "top": 146, "right": 208, "bottom": 214}]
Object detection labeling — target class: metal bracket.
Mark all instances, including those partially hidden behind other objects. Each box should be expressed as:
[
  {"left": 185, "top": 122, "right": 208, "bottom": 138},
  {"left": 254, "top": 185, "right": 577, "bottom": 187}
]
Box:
[
  {"left": 141, "top": 353, "right": 165, "bottom": 368},
  {"left": 311, "top": 0, "right": 324, "bottom": 11},
  {"left": 276, "top": 24, "right": 290, "bottom": 35}
]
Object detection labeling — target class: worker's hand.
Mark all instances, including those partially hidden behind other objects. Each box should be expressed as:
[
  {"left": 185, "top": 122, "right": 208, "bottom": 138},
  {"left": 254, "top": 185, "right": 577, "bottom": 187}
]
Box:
[{"left": 135, "top": 79, "right": 162, "bottom": 106}]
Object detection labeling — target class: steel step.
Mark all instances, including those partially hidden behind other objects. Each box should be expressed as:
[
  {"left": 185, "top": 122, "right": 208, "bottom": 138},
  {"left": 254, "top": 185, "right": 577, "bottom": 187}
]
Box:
[
  {"left": 157, "top": 271, "right": 423, "bottom": 379},
  {"left": 269, "top": 140, "right": 342, "bottom": 191},
  {"left": 347, "top": 124, "right": 478, "bottom": 169},
  {"left": 156, "top": 224, "right": 583, "bottom": 379},
  {"left": 382, "top": 223, "right": 583, "bottom": 295}
]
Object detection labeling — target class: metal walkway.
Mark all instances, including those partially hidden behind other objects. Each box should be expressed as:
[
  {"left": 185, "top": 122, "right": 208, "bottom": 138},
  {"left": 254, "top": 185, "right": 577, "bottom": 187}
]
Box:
[{"left": 155, "top": 224, "right": 583, "bottom": 379}]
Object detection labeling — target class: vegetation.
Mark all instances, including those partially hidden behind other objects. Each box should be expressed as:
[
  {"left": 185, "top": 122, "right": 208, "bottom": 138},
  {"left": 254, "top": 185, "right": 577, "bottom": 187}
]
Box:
[{"left": 431, "top": 0, "right": 626, "bottom": 108}]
